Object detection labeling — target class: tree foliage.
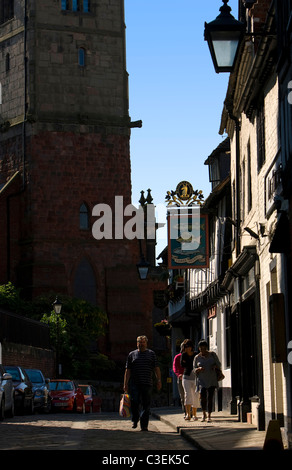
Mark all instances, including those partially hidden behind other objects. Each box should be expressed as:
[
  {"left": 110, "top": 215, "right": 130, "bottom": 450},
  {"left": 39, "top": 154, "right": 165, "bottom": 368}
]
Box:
[{"left": 0, "top": 283, "right": 116, "bottom": 379}]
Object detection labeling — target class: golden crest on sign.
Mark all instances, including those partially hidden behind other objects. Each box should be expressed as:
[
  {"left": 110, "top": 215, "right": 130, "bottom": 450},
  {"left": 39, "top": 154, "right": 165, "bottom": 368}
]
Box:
[{"left": 165, "top": 181, "right": 204, "bottom": 206}]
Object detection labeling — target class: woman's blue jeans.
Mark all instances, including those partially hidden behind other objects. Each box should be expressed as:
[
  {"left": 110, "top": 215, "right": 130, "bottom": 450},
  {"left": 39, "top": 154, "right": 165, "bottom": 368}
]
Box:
[{"left": 130, "top": 382, "right": 152, "bottom": 429}]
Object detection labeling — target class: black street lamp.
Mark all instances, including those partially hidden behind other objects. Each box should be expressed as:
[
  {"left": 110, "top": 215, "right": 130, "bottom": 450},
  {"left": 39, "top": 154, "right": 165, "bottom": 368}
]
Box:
[
  {"left": 136, "top": 254, "right": 150, "bottom": 280},
  {"left": 52, "top": 297, "right": 62, "bottom": 377},
  {"left": 52, "top": 296, "right": 62, "bottom": 315},
  {"left": 204, "top": 0, "right": 245, "bottom": 73}
]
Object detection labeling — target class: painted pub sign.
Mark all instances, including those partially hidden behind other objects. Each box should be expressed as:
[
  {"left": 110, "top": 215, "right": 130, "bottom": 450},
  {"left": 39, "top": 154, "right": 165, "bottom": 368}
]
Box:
[{"left": 166, "top": 181, "right": 209, "bottom": 270}]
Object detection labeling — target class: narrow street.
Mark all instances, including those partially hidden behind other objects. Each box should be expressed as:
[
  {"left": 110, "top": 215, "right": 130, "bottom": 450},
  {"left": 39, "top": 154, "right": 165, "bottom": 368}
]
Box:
[{"left": 0, "top": 412, "right": 197, "bottom": 454}]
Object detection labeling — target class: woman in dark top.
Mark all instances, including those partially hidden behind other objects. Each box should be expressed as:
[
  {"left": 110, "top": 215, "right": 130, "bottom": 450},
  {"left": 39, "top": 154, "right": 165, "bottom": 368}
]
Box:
[{"left": 180, "top": 339, "right": 200, "bottom": 420}]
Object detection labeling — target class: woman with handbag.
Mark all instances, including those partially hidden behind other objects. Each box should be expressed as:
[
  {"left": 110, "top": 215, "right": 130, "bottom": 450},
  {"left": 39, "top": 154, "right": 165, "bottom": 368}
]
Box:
[{"left": 194, "top": 339, "right": 223, "bottom": 423}]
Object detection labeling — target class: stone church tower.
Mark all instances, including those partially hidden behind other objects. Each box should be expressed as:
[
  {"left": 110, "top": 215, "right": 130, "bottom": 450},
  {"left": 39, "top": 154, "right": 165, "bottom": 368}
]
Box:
[{"left": 0, "top": 1, "right": 165, "bottom": 361}]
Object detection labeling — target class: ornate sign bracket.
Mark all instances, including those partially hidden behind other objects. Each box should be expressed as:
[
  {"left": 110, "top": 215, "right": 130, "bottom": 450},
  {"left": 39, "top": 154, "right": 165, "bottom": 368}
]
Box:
[{"left": 165, "top": 181, "right": 204, "bottom": 207}]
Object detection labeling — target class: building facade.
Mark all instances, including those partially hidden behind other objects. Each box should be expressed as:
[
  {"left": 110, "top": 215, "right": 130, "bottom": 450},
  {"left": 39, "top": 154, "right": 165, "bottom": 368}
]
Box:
[
  {"left": 168, "top": 0, "right": 292, "bottom": 447},
  {"left": 0, "top": 0, "right": 165, "bottom": 365}
]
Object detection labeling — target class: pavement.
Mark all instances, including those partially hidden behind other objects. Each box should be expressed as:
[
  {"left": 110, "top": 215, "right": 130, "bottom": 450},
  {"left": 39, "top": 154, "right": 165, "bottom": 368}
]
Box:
[{"left": 151, "top": 406, "right": 289, "bottom": 451}]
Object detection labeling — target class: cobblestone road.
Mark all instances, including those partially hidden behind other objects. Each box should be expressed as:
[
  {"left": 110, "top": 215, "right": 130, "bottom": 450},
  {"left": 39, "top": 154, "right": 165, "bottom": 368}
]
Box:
[{"left": 0, "top": 412, "right": 197, "bottom": 452}]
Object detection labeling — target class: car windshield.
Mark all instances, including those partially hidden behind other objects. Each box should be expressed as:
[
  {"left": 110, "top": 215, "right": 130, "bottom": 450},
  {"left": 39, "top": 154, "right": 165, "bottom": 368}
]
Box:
[
  {"left": 50, "top": 381, "right": 74, "bottom": 391},
  {"left": 26, "top": 370, "right": 43, "bottom": 383},
  {"left": 5, "top": 367, "right": 20, "bottom": 381},
  {"left": 79, "top": 385, "right": 90, "bottom": 395}
]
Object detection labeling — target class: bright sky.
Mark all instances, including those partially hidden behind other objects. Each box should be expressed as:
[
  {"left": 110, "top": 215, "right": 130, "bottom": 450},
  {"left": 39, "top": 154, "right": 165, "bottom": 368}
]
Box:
[{"left": 125, "top": 0, "right": 238, "bottom": 260}]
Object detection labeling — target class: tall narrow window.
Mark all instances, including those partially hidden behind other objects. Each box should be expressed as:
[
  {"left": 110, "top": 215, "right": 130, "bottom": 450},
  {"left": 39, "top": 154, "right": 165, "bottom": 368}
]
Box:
[
  {"left": 80, "top": 203, "right": 89, "bottom": 229},
  {"left": 83, "top": 0, "right": 89, "bottom": 12},
  {"left": 247, "top": 140, "right": 252, "bottom": 212},
  {"left": 257, "top": 100, "right": 266, "bottom": 171},
  {"left": 61, "top": 0, "right": 69, "bottom": 10},
  {"left": 72, "top": 0, "right": 80, "bottom": 11},
  {"left": 5, "top": 53, "right": 10, "bottom": 72},
  {"left": 78, "top": 48, "right": 85, "bottom": 66}
]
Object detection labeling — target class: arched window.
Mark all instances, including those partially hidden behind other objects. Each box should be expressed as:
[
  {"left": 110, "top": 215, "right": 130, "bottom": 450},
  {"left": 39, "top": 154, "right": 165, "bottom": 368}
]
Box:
[
  {"left": 80, "top": 203, "right": 89, "bottom": 229},
  {"left": 78, "top": 48, "right": 85, "bottom": 67},
  {"left": 73, "top": 258, "right": 96, "bottom": 305}
]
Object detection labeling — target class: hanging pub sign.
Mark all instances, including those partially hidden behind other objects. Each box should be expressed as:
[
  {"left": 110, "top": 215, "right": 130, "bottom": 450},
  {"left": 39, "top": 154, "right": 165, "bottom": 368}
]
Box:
[{"left": 166, "top": 181, "right": 209, "bottom": 270}]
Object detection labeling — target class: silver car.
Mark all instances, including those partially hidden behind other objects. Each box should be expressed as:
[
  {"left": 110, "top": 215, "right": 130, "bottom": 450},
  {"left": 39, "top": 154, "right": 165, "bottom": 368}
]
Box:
[{"left": 0, "top": 364, "right": 14, "bottom": 420}]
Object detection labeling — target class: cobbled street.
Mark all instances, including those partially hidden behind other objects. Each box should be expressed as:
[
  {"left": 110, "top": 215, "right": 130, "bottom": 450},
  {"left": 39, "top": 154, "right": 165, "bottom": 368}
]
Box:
[{"left": 0, "top": 412, "right": 197, "bottom": 452}]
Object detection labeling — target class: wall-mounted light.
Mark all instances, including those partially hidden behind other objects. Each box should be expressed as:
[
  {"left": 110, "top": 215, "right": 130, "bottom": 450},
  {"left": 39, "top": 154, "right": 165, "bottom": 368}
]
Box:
[
  {"left": 244, "top": 227, "right": 259, "bottom": 240},
  {"left": 204, "top": 0, "right": 245, "bottom": 73},
  {"left": 136, "top": 254, "right": 150, "bottom": 280}
]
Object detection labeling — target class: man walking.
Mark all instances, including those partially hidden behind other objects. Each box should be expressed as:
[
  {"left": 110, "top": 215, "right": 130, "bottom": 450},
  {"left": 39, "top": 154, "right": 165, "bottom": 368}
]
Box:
[{"left": 124, "top": 335, "right": 161, "bottom": 431}]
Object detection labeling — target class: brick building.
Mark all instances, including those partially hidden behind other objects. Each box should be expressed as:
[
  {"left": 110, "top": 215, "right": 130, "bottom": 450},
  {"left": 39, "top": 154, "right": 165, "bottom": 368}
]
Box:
[{"left": 0, "top": 1, "right": 166, "bottom": 366}]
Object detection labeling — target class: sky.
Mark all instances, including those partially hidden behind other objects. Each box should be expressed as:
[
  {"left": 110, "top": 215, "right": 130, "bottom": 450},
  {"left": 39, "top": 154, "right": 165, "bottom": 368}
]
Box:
[{"left": 124, "top": 0, "right": 238, "bottom": 261}]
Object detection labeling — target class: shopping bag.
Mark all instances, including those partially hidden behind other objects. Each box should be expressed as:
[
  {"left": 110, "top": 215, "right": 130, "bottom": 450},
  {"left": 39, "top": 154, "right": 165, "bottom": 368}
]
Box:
[{"left": 119, "top": 393, "right": 131, "bottom": 417}]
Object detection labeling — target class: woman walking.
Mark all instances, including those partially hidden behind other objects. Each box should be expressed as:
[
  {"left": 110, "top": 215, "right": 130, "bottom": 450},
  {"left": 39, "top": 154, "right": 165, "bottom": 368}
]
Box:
[
  {"left": 194, "top": 339, "right": 222, "bottom": 422},
  {"left": 180, "top": 339, "right": 200, "bottom": 421}
]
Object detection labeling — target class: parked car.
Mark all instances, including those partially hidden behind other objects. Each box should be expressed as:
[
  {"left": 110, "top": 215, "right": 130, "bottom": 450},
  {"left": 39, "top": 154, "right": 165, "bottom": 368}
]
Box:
[
  {"left": 4, "top": 366, "right": 34, "bottom": 415},
  {"left": 25, "top": 369, "right": 51, "bottom": 413},
  {"left": 78, "top": 384, "right": 102, "bottom": 413},
  {"left": 0, "top": 364, "right": 14, "bottom": 420},
  {"left": 49, "top": 379, "right": 85, "bottom": 413}
]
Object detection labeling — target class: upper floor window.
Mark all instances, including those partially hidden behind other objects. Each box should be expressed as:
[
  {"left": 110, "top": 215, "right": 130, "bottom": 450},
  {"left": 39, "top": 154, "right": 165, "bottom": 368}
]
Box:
[
  {"left": 257, "top": 100, "right": 266, "bottom": 171},
  {"left": 78, "top": 48, "right": 85, "bottom": 66},
  {"left": 0, "top": 0, "right": 14, "bottom": 25},
  {"left": 80, "top": 203, "right": 90, "bottom": 229},
  {"left": 61, "top": 0, "right": 90, "bottom": 12}
]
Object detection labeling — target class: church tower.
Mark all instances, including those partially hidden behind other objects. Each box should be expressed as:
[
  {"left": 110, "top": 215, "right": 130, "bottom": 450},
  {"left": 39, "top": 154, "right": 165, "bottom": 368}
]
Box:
[{"left": 0, "top": 1, "right": 162, "bottom": 361}]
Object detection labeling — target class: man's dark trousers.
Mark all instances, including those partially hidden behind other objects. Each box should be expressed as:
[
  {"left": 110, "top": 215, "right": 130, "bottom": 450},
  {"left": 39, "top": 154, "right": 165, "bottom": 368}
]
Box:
[{"left": 130, "top": 382, "right": 152, "bottom": 429}]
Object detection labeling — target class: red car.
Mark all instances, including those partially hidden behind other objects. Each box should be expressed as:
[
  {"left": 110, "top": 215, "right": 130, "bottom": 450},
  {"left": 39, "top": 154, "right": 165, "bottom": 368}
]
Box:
[
  {"left": 78, "top": 384, "right": 102, "bottom": 413},
  {"left": 49, "top": 380, "right": 85, "bottom": 413}
]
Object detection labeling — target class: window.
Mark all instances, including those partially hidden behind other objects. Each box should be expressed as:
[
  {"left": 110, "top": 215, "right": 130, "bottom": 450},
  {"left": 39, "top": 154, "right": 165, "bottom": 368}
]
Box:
[
  {"left": 5, "top": 53, "right": 10, "bottom": 72},
  {"left": 247, "top": 140, "right": 252, "bottom": 212},
  {"left": 0, "top": 0, "right": 14, "bottom": 25},
  {"left": 61, "top": 0, "right": 69, "bottom": 10},
  {"left": 78, "top": 48, "right": 85, "bottom": 66},
  {"left": 257, "top": 100, "right": 266, "bottom": 171},
  {"left": 61, "top": 0, "right": 90, "bottom": 12},
  {"left": 80, "top": 203, "right": 89, "bottom": 229}
]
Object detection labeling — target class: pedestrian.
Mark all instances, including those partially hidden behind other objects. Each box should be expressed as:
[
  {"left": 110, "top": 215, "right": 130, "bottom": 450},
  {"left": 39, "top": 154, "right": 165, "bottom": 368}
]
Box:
[
  {"left": 194, "top": 339, "right": 222, "bottom": 423},
  {"left": 172, "top": 342, "right": 186, "bottom": 417},
  {"left": 180, "top": 339, "right": 200, "bottom": 421},
  {"left": 123, "top": 335, "right": 162, "bottom": 431}
]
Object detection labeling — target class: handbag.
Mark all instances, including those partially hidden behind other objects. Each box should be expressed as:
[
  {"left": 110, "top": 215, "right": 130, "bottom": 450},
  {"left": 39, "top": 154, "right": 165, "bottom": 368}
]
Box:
[
  {"left": 211, "top": 352, "right": 225, "bottom": 381},
  {"left": 215, "top": 368, "right": 225, "bottom": 381},
  {"left": 119, "top": 393, "right": 131, "bottom": 417}
]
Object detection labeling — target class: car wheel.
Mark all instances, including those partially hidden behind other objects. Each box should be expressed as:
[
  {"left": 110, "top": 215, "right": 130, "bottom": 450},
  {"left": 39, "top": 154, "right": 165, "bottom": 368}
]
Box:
[{"left": 0, "top": 398, "right": 5, "bottom": 421}]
